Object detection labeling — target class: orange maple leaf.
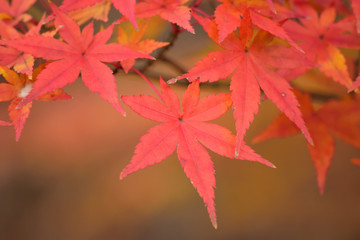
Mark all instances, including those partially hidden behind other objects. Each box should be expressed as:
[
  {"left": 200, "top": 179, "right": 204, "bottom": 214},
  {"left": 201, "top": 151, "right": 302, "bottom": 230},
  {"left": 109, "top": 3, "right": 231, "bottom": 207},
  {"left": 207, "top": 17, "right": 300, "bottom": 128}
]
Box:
[
  {"left": 253, "top": 91, "right": 360, "bottom": 194},
  {"left": 0, "top": 65, "right": 71, "bottom": 141},
  {"left": 136, "top": 0, "right": 194, "bottom": 33},
  {"left": 117, "top": 20, "right": 169, "bottom": 73}
]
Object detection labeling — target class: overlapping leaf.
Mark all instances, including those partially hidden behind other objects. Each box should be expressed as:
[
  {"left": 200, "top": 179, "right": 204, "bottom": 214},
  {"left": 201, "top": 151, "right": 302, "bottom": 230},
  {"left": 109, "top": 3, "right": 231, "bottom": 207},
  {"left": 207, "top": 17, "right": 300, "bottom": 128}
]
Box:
[
  {"left": 214, "top": 0, "right": 299, "bottom": 46},
  {"left": 0, "top": 20, "right": 36, "bottom": 75},
  {"left": 61, "top": 0, "right": 138, "bottom": 28},
  {"left": 136, "top": 0, "right": 194, "bottom": 33},
  {"left": 352, "top": 0, "right": 360, "bottom": 33},
  {"left": 284, "top": 6, "right": 360, "bottom": 89},
  {"left": 253, "top": 91, "right": 360, "bottom": 193},
  {"left": 0, "top": 65, "right": 71, "bottom": 141},
  {"left": 0, "top": 0, "right": 36, "bottom": 21},
  {"left": 2, "top": 4, "right": 151, "bottom": 115},
  {"left": 289, "top": 0, "right": 348, "bottom": 12},
  {"left": 67, "top": 0, "right": 112, "bottom": 25},
  {"left": 117, "top": 20, "right": 169, "bottom": 73},
  {"left": 172, "top": 12, "right": 312, "bottom": 156},
  {"left": 350, "top": 75, "right": 360, "bottom": 92},
  {"left": 121, "top": 79, "right": 274, "bottom": 228}
]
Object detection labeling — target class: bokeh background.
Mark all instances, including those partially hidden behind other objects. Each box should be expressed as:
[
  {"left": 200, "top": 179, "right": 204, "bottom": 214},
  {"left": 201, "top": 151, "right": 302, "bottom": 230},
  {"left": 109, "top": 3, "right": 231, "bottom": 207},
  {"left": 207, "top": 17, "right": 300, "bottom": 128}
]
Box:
[
  {"left": 1, "top": 74, "right": 360, "bottom": 240},
  {"left": 1, "top": 1, "right": 360, "bottom": 239}
]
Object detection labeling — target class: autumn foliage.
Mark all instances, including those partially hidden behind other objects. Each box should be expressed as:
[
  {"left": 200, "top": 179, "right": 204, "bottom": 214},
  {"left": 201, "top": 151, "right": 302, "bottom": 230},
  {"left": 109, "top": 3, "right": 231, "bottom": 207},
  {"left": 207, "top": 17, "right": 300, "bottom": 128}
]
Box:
[{"left": 0, "top": 0, "right": 359, "bottom": 228}]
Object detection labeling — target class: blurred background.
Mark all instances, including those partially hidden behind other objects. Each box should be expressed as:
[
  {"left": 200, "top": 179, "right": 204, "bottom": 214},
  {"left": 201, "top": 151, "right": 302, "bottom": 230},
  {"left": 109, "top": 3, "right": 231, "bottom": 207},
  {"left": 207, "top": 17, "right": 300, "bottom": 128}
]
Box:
[
  {"left": 1, "top": 1, "right": 360, "bottom": 240},
  {"left": 0, "top": 73, "right": 360, "bottom": 240}
]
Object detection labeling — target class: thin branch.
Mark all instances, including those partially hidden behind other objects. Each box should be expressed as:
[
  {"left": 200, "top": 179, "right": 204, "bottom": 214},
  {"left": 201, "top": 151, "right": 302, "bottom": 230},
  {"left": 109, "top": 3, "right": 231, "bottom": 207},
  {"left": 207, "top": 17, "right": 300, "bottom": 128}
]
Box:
[
  {"left": 111, "top": 62, "right": 122, "bottom": 75},
  {"left": 139, "top": 25, "right": 181, "bottom": 73},
  {"left": 159, "top": 56, "right": 187, "bottom": 74},
  {"left": 189, "top": 0, "right": 203, "bottom": 8},
  {"left": 130, "top": 68, "right": 346, "bottom": 103},
  {"left": 38, "top": 0, "right": 52, "bottom": 15},
  {"left": 192, "top": 6, "right": 211, "bottom": 18}
]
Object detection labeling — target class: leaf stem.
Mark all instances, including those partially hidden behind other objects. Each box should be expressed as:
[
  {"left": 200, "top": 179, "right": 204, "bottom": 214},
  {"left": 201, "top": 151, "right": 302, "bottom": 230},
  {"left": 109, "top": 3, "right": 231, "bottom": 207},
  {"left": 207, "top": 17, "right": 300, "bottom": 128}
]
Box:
[
  {"left": 131, "top": 68, "right": 165, "bottom": 103},
  {"left": 192, "top": 7, "right": 211, "bottom": 18},
  {"left": 191, "top": 0, "right": 203, "bottom": 8}
]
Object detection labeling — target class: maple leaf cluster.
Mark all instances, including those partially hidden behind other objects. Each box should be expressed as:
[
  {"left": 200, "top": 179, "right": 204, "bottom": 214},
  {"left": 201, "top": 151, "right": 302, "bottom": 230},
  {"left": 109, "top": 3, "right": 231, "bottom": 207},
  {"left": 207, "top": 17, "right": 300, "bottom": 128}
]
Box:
[{"left": 0, "top": 0, "right": 359, "bottom": 228}]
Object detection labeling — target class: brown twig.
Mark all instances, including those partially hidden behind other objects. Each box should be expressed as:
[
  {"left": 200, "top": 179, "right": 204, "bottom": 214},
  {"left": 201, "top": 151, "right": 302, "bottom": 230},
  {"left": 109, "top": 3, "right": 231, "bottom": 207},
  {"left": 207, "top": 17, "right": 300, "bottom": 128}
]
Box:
[
  {"left": 139, "top": 24, "right": 181, "bottom": 73},
  {"left": 38, "top": 0, "right": 52, "bottom": 15},
  {"left": 159, "top": 56, "right": 187, "bottom": 74}
]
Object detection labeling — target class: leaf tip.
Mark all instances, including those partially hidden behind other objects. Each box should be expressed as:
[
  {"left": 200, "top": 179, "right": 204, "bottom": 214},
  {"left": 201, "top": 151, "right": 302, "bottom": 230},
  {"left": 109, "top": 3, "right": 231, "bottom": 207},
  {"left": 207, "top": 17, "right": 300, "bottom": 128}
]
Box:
[
  {"left": 209, "top": 214, "right": 218, "bottom": 229},
  {"left": 119, "top": 172, "right": 126, "bottom": 180},
  {"left": 295, "top": 45, "right": 305, "bottom": 54},
  {"left": 235, "top": 150, "right": 239, "bottom": 158},
  {"left": 212, "top": 222, "right": 218, "bottom": 229},
  {"left": 235, "top": 140, "right": 243, "bottom": 158},
  {"left": 167, "top": 78, "right": 177, "bottom": 84},
  {"left": 317, "top": 172, "right": 326, "bottom": 195},
  {"left": 305, "top": 132, "right": 314, "bottom": 146},
  {"left": 113, "top": 102, "right": 126, "bottom": 116}
]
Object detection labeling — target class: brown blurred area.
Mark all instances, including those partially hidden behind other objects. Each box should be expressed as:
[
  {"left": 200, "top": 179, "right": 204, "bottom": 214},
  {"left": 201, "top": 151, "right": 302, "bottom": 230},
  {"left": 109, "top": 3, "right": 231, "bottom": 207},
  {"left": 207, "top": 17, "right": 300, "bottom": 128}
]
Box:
[
  {"left": 0, "top": 73, "right": 360, "bottom": 240},
  {"left": 1, "top": 3, "right": 360, "bottom": 240}
]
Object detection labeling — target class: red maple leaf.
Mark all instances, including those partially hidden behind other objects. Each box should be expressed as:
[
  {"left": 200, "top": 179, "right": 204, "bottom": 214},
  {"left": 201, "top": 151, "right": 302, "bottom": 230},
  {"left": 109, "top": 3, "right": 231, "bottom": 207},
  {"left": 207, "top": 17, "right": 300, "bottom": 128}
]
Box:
[
  {"left": 0, "top": 64, "right": 71, "bottom": 141},
  {"left": 172, "top": 11, "right": 312, "bottom": 155},
  {"left": 120, "top": 79, "right": 274, "bottom": 228},
  {"left": 60, "top": 0, "right": 138, "bottom": 29},
  {"left": 66, "top": 0, "right": 112, "bottom": 25},
  {"left": 252, "top": 91, "right": 360, "bottom": 194},
  {"left": 266, "top": 0, "right": 276, "bottom": 14},
  {"left": 0, "top": 19, "right": 39, "bottom": 75},
  {"left": 0, "top": 0, "right": 36, "bottom": 20},
  {"left": 2, "top": 4, "right": 151, "bottom": 115},
  {"left": 214, "top": 0, "right": 299, "bottom": 46},
  {"left": 136, "top": 0, "right": 194, "bottom": 33},
  {"left": 352, "top": 0, "right": 360, "bottom": 33},
  {"left": 283, "top": 6, "right": 360, "bottom": 89},
  {"left": 289, "top": 0, "right": 348, "bottom": 12}
]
